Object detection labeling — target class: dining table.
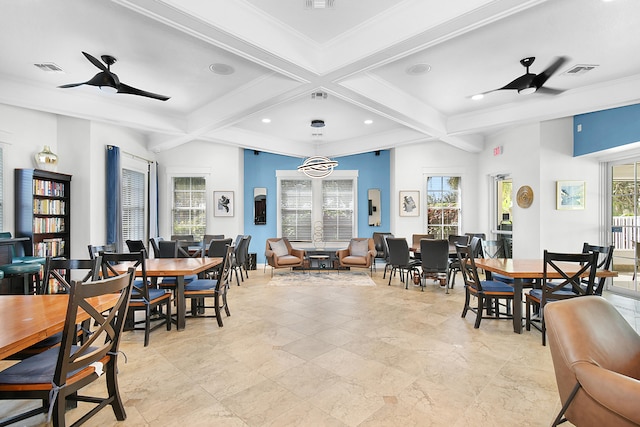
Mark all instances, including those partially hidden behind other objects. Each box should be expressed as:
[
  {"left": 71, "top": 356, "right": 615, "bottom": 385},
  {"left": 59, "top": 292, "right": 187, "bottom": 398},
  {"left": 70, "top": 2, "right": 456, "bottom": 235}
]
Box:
[
  {"left": 112, "top": 257, "right": 222, "bottom": 330},
  {"left": 0, "top": 293, "right": 120, "bottom": 360},
  {"left": 473, "top": 258, "right": 618, "bottom": 334}
]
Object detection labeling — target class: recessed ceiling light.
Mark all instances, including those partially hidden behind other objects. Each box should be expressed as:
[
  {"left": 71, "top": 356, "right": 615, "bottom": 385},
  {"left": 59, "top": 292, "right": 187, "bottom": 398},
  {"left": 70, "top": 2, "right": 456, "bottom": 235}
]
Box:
[
  {"left": 261, "top": 118, "right": 271, "bottom": 123},
  {"left": 364, "top": 119, "right": 373, "bottom": 125},
  {"left": 209, "top": 63, "right": 235, "bottom": 75},
  {"left": 471, "top": 94, "right": 484, "bottom": 101},
  {"left": 406, "top": 63, "right": 431, "bottom": 75}
]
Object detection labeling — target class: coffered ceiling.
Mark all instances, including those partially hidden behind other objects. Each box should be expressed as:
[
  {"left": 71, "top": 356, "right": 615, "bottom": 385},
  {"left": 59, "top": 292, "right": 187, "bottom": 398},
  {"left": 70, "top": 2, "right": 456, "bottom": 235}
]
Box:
[{"left": 1, "top": 0, "right": 639, "bottom": 158}]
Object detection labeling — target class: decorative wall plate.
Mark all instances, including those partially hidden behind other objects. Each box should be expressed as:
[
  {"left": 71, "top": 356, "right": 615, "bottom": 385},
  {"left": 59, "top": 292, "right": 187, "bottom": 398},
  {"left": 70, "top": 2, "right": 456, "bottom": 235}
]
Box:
[{"left": 516, "top": 185, "right": 534, "bottom": 208}]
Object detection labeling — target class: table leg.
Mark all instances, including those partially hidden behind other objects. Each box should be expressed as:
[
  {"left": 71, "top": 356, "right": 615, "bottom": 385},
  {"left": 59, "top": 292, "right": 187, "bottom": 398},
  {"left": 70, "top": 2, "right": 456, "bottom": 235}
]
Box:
[
  {"left": 513, "top": 278, "right": 523, "bottom": 333},
  {"left": 177, "top": 275, "right": 185, "bottom": 330}
]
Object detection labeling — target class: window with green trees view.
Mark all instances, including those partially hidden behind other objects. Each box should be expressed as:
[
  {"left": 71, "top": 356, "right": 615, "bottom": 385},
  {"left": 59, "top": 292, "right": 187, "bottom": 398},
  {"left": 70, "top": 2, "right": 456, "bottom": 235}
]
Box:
[
  {"left": 172, "top": 177, "right": 206, "bottom": 240},
  {"left": 426, "top": 176, "right": 461, "bottom": 238}
]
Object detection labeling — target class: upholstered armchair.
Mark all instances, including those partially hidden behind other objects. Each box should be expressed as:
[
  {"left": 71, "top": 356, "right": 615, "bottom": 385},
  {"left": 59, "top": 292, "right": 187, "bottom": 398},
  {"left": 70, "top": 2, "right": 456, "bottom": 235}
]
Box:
[
  {"left": 264, "top": 237, "right": 305, "bottom": 275},
  {"left": 336, "top": 238, "right": 376, "bottom": 273},
  {"left": 546, "top": 296, "right": 640, "bottom": 426}
]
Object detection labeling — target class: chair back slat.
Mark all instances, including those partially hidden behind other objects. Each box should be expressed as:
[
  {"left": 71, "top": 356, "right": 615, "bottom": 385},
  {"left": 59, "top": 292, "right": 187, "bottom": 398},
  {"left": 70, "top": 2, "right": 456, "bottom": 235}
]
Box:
[
  {"left": 543, "top": 250, "right": 598, "bottom": 301},
  {"left": 43, "top": 257, "right": 101, "bottom": 294},
  {"left": 456, "top": 243, "right": 484, "bottom": 291},
  {"left": 54, "top": 270, "right": 133, "bottom": 386},
  {"left": 100, "top": 252, "right": 149, "bottom": 301}
]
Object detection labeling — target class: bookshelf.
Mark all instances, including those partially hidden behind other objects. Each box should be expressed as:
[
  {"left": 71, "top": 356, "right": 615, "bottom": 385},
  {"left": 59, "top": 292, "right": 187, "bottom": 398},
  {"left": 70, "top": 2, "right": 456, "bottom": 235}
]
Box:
[{"left": 15, "top": 168, "right": 72, "bottom": 269}]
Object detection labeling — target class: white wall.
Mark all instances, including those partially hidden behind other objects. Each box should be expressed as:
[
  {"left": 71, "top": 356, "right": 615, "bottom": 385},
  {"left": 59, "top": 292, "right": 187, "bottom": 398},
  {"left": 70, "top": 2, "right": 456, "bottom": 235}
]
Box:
[
  {"left": 391, "top": 140, "right": 480, "bottom": 242},
  {"left": 155, "top": 140, "right": 244, "bottom": 240},
  {"left": 478, "top": 118, "right": 600, "bottom": 258},
  {"left": 539, "top": 118, "right": 600, "bottom": 252}
]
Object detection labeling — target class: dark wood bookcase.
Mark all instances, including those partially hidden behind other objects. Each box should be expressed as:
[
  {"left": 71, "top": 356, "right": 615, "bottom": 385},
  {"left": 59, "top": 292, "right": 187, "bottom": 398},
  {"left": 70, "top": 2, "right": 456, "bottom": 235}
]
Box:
[{"left": 15, "top": 168, "right": 72, "bottom": 261}]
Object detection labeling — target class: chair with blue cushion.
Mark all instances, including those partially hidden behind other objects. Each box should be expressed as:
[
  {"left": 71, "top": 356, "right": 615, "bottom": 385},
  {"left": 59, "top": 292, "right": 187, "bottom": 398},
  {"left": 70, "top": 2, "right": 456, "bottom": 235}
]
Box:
[
  {"left": 446, "top": 234, "right": 470, "bottom": 287},
  {"left": 525, "top": 250, "right": 598, "bottom": 346},
  {"left": 155, "top": 240, "right": 198, "bottom": 288},
  {"left": 457, "top": 243, "right": 515, "bottom": 328},
  {"left": 87, "top": 243, "right": 117, "bottom": 259},
  {"left": 5, "top": 257, "right": 103, "bottom": 360},
  {"left": 101, "top": 251, "right": 172, "bottom": 346},
  {"left": 184, "top": 245, "right": 234, "bottom": 327},
  {"left": 0, "top": 269, "right": 133, "bottom": 427}
]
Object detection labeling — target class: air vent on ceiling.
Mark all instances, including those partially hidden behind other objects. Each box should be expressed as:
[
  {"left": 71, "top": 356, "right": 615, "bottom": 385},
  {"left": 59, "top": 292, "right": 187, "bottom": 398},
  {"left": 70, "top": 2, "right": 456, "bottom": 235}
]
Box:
[
  {"left": 311, "top": 91, "right": 327, "bottom": 99},
  {"left": 562, "top": 64, "right": 599, "bottom": 76},
  {"left": 312, "top": 133, "right": 323, "bottom": 140},
  {"left": 34, "top": 63, "right": 64, "bottom": 73},
  {"left": 305, "top": 0, "right": 335, "bottom": 9}
]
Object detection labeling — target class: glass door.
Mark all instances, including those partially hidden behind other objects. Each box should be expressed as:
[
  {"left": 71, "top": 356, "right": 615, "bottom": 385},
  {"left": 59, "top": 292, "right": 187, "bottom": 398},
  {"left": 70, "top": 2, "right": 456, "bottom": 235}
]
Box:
[
  {"left": 493, "top": 174, "right": 512, "bottom": 257},
  {"left": 610, "top": 161, "right": 640, "bottom": 295}
]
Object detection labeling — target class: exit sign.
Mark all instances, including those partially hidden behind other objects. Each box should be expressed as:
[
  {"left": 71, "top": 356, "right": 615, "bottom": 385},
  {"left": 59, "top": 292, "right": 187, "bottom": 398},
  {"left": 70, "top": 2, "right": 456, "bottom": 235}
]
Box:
[{"left": 493, "top": 146, "right": 503, "bottom": 156}]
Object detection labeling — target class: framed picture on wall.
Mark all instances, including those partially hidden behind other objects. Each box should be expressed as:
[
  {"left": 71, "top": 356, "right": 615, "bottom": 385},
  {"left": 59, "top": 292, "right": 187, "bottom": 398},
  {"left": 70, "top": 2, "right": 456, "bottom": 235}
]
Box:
[
  {"left": 556, "top": 181, "right": 585, "bottom": 210},
  {"left": 399, "top": 190, "right": 420, "bottom": 217},
  {"left": 214, "top": 191, "right": 234, "bottom": 217}
]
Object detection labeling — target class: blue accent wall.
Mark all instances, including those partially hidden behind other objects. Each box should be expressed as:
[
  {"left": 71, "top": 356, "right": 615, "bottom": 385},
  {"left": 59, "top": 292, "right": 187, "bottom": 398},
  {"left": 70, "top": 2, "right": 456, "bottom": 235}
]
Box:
[
  {"left": 243, "top": 150, "right": 391, "bottom": 263},
  {"left": 574, "top": 103, "right": 640, "bottom": 156}
]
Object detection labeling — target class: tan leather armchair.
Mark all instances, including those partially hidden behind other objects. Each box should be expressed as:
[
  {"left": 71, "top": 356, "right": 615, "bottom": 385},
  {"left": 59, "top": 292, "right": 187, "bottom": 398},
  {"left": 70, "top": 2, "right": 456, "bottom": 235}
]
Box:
[
  {"left": 545, "top": 296, "right": 640, "bottom": 427},
  {"left": 336, "top": 238, "right": 376, "bottom": 273},
  {"left": 264, "top": 237, "right": 305, "bottom": 275}
]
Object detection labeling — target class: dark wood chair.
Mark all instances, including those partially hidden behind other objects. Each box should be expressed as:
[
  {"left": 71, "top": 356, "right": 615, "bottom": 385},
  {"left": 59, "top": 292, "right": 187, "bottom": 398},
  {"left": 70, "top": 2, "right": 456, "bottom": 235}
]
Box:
[
  {"left": 457, "top": 243, "right": 514, "bottom": 328},
  {"left": 88, "top": 243, "right": 117, "bottom": 259},
  {"left": 205, "top": 238, "right": 232, "bottom": 279},
  {"left": 0, "top": 269, "right": 133, "bottom": 427},
  {"left": 6, "top": 257, "right": 102, "bottom": 360},
  {"left": 581, "top": 242, "right": 614, "bottom": 295},
  {"left": 447, "top": 234, "right": 470, "bottom": 287},
  {"left": 125, "top": 239, "right": 148, "bottom": 256},
  {"left": 525, "top": 250, "right": 598, "bottom": 345},
  {"left": 101, "top": 251, "right": 172, "bottom": 346},
  {"left": 183, "top": 245, "right": 234, "bottom": 327}
]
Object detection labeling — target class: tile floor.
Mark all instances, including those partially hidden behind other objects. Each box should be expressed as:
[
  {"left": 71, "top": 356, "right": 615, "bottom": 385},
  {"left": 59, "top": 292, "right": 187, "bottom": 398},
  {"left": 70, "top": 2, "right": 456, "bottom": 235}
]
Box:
[{"left": 1, "top": 266, "right": 638, "bottom": 426}]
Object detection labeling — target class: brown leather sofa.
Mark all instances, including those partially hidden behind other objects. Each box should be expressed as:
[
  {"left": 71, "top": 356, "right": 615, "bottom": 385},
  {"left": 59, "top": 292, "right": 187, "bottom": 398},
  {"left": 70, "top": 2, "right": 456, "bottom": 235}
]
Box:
[
  {"left": 545, "top": 296, "right": 640, "bottom": 427},
  {"left": 264, "top": 237, "right": 305, "bottom": 275},
  {"left": 336, "top": 238, "right": 376, "bottom": 273}
]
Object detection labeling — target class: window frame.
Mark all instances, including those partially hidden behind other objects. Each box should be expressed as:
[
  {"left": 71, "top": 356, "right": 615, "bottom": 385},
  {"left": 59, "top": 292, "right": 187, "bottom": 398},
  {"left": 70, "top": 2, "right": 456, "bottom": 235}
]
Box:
[
  {"left": 276, "top": 170, "right": 358, "bottom": 243},
  {"left": 425, "top": 174, "right": 462, "bottom": 239}
]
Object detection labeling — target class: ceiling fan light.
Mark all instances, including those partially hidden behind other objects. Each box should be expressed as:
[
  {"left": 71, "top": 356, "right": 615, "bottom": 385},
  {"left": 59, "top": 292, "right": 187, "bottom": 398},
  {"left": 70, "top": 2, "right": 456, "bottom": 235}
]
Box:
[
  {"left": 518, "top": 86, "right": 537, "bottom": 95},
  {"left": 311, "top": 119, "right": 325, "bottom": 128}
]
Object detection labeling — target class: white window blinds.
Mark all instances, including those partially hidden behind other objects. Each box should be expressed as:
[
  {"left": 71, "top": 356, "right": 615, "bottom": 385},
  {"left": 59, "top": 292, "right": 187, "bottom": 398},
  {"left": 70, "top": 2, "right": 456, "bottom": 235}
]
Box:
[
  {"left": 121, "top": 168, "right": 145, "bottom": 244},
  {"left": 281, "top": 180, "right": 312, "bottom": 241},
  {"left": 322, "top": 179, "right": 353, "bottom": 241}
]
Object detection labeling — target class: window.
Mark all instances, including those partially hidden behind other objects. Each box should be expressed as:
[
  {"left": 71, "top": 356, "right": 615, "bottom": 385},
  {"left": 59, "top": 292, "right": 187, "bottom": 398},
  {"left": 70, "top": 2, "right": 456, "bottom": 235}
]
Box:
[
  {"left": 121, "top": 168, "right": 145, "bottom": 245},
  {"left": 322, "top": 179, "right": 353, "bottom": 241},
  {"left": 172, "top": 177, "right": 206, "bottom": 240},
  {"left": 278, "top": 171, "right": 357, "bottom": 242},
  {"left": 426, "top": 176, "right": 461, "bottom": 238},
  {"left": 280, "top": 180, "right": 312, "bottom": 241}
]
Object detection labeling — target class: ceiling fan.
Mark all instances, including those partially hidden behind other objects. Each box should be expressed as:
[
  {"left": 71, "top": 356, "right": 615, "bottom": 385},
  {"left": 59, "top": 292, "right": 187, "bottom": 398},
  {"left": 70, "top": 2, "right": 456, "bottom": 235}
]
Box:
[
  {"left": 476, "top": 56, "right": 568, "bottom": 98},
  {"left": 58, "top": 51, "right": 170, "bottom": 101}
]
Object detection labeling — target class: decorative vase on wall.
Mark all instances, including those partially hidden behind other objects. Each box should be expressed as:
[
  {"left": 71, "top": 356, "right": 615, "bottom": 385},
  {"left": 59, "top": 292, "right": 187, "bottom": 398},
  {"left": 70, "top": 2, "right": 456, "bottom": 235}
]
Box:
[{"left": 34, "top": 145, "right": 58, "bottom": 171}]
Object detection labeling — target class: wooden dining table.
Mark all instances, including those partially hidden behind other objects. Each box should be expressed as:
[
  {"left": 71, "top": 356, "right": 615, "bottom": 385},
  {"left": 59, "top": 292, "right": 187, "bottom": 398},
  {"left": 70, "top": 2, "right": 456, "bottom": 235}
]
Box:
[
  {"left": 112, "top": 257, "right": 222, "bottom": 330},
  {"left": 473, "top": 258, "right": 618, "bottom": 334},
  {"left": 0, "top": 293, "right": 120, "bottom": 360}
]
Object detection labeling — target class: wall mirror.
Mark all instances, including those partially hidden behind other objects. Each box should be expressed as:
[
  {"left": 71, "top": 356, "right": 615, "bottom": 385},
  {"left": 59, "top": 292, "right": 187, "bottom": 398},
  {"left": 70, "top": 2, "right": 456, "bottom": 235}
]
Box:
[
  {"left": 254, "top": 187, "right": 267, "bottom": 225},
  {"left": 368, "top": 188, "right": 381, "bottom": 226}
]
